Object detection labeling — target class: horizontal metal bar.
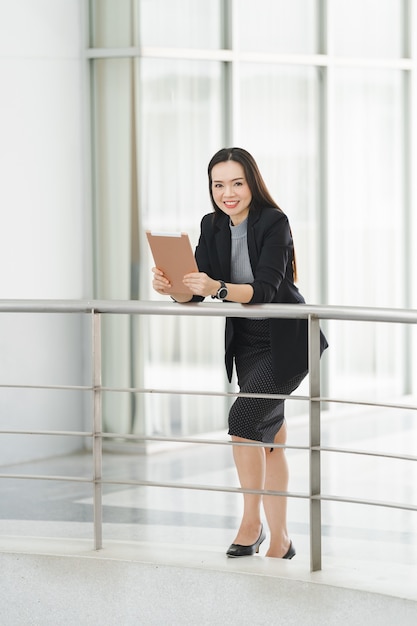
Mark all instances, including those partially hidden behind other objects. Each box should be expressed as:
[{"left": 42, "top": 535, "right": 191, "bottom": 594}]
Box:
[
  {"left": 317, "top": 494, "right": 417, "bottom": 512},
  {"left": 319, "top": 396, "right": 417, "bottom": 411},
  {"left": 0, "top": 381, "right": 303, "bottom": 400},
  {"left": 2, "top": 431, "right": 413, "bottom": 461},
  {"left": 0, "top": 474, "right": 92, "bottom": 482},
  {"left": 314, "top": 446, "right": 417, "bottom": 462},
  {"left": 0, "top": 299, "right": 416, "bottom": 324},
  {"left": 97, "top": 485, "right": 416, "bottom": 511},
  {"left": 2, "top": 470, "right": 414, "bottom": 513},
  {"left": 0, "top": 430, "right": 92, "bottom": 437},
  {"left": 0, "top": 380, "right": 415, "bottom": 413},
  {"left": 101, "top": 432, "right": 308, "bottom": 450},
  {"left": 0, "top": 384, "right": 92, "bottom": 392},
  {"left": 100, "top": 386, "right": 306, "bottom": 401},
  {"left": 6, "top": 472, "right": 411, "bottom": 514},
  {"left": 0, "top": 472, "right": 305, "bottom": 499},
  {"left": 0, "top": 300, "right": 97, "bottom": 313},
  {"left": 2, "top": 386, "right": 414, "bottom": 415},
  {"left": 97, "top": 478, "right": 308, "bottom": 499}
]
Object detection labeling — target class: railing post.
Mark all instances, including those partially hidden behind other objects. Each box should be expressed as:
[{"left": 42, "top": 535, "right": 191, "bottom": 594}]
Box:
[
  {"left": 308, "top": 314, "right": 322, "bottom": 571},
  {"left": 92, "top": 310, "right": 103, "bottom": 550}
]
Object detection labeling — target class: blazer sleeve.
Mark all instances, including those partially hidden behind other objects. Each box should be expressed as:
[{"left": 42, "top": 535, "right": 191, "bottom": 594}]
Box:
[{"left": 249, "top": 212, "right": 294, "bottom": 304}]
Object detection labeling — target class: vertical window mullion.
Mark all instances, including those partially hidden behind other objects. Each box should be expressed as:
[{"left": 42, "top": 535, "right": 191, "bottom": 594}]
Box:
[{"left": 402, "top": 0, "right": 414, "bottom": 394}]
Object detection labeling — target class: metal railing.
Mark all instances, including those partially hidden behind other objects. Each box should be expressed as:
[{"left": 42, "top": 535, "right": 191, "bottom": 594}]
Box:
[{"left": 1, "top": 299, "right": 417, "bottom": 572}]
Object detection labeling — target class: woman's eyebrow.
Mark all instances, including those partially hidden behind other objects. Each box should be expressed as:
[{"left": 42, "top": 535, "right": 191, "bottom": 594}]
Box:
[{"left": 212, "top": 177, "right": 244, "bottom": 183}]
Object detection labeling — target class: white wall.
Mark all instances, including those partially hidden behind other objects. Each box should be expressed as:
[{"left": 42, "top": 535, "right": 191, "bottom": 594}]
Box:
[{"left": 0, "top": 0, "right": 89, "bottom": 464}]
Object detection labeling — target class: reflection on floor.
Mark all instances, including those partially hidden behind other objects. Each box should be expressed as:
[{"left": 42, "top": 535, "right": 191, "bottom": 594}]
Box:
[{"left": 1, "top": 405, "right": 417, "bottom": 604}]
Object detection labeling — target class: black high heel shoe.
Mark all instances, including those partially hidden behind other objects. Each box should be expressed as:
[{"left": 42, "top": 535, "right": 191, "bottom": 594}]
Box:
[
  {"left": 226, "top": 525, "right": 266, "bottom": 558},
  {"left": 282, "top": 540, "right": 296, "bottom": 559}
]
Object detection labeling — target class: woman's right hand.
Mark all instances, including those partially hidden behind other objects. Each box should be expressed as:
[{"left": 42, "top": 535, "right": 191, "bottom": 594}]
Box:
[
  {"left": 152, "top": 267, "right": 192, "bottom": 302},
  {"left": 151, "top": 267, "right": 172, "bottom": 295}
]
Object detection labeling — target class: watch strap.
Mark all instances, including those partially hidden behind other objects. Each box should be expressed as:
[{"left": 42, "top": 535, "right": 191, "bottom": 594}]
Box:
[{"left": 212, "top": 280, "right": 228, "bottom": 300}]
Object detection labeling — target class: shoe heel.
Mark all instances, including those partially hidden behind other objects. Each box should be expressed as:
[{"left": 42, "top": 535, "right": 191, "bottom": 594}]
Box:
[{"left": 282, "top": 541, "right": 296, "bottom": 560}]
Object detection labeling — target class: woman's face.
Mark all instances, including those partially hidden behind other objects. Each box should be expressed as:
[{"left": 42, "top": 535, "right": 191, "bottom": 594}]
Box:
[{"left": 211, "top": 160, "right": 252, "bottom": 226}]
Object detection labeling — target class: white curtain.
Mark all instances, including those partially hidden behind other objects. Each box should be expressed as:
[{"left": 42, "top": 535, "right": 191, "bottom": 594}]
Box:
[
  {"left": 327, "top": 67, "right": 405, "bottom": 399},
  {"left": 237, "top": 64, "right": 321, "bottom": 305},
  {"left": 137, "top": 57, "right": 227, "bottom": 437}
]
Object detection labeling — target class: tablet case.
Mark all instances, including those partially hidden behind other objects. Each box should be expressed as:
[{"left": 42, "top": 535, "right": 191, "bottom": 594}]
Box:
[{"left": 146, "top": 231, "right": 198, "bottom": 294}]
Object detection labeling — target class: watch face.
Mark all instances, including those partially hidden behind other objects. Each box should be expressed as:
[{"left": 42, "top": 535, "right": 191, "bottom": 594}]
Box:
[{"left": 218, "top": 287, "right": 228, "bottom": 299}]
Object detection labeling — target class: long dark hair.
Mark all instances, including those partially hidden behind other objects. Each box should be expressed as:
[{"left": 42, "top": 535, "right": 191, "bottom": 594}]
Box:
[{"left": 207, "top": 147, "right": 298, "bottom": 281}]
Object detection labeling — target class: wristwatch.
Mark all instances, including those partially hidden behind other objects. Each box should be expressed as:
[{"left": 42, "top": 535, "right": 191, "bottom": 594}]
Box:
[{"left": 212, "top": 280, "right": 228, "bottom": 300}]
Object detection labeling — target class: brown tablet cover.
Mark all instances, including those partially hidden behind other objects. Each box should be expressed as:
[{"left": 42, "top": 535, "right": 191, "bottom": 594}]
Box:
[{"left": 146, "top": 231, "right": 198, "bottom": 294}]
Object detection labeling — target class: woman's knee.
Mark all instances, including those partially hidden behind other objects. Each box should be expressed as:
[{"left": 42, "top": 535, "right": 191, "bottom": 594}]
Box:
[{"left": 267, "top": 422, "right": 287, "bottom": 453}]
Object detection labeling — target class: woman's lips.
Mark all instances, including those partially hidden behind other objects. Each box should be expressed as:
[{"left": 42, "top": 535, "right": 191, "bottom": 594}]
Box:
[{"left": 224, "top": 201, "right": 239, "bottom": 208}]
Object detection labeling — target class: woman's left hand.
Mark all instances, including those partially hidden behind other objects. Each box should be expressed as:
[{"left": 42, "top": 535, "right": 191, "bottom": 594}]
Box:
[{"left": 183, "top": 272, "right": 219, "bottom": 298}]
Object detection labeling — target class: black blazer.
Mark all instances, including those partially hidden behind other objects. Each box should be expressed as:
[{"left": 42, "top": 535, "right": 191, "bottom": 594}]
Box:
[{"left": 193, "top": 207, "right": 328, "bottom": 384}]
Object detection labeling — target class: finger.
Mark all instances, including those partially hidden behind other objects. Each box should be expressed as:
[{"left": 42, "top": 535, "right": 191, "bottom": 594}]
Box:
[{"left": 154, "top": 274, "right": 171, "bottom": 286}]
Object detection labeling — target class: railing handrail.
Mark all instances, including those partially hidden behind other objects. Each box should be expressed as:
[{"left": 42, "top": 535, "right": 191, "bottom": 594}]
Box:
[{"left": 0, "top": 299, "right": 416, "bottom": 324}]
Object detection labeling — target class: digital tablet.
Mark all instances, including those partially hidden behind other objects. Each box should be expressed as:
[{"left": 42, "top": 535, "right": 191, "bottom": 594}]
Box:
[{"left": 146, "top": 230, "right": 198, "bottom": 294}]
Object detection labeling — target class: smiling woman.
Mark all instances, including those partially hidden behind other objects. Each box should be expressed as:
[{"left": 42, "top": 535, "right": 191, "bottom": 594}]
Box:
[{"left": 152, "top": 146, "right": 328, "bottom": 558}]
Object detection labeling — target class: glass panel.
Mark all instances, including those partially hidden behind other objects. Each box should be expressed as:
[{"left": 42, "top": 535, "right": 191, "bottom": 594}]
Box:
[
  {"left": 236, "top": 0, "right": 317, "bottom": 54},
  {"left": 90, "top": 0, "right": 133, "bottom": 48},
  {"left": 139, "top": 58, "right": 223, "bottom": 233},
  {"left": 328, "top": 68, "right": 405, "bottom": 399},
  {"left": 139, "top": 0, "right": 223, "bottom": 48},
  {"left": 329, "top": 69, "right": 404, "bottom": 307},
  {"left": 236, "top": 64, "right": 319, "bottom": 419},
  {"left": 138, "top": 58, "right": 226, "bottom": 435},
  {"left": 237, "top": 64, "right": 320, "bottom": 304},
  {"left": 330, "top": 0, "right": 403, "bottom": 58}
]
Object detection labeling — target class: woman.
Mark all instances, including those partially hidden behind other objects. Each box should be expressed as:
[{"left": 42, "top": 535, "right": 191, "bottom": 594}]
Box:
[{"left": 152, "top": 147, "right": 327, "bottom": 559}]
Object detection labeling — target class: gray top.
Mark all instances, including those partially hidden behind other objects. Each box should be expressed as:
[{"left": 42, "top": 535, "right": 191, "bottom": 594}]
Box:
[
  {"left": 230, "top": 217, "right": 254, "bottom": 283},
  {"left": 230, "top": 217, "right": 265, "bottom": 318}
]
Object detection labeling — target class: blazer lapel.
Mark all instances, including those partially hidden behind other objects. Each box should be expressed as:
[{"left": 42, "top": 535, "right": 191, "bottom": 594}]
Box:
[
  {"left": 214, "top": 214, "right": 232, "bottom": 281},
  {"left": 247, "top": 209, "right": 261, "bottom": 271}
]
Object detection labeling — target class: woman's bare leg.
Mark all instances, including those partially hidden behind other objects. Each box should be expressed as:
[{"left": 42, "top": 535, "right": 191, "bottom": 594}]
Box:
[
  {"left": 263, "top": 422, "right": 292, "bottom": 557},
  {"left": 231, "top": 435, "right": 265, "bottom": 545}
]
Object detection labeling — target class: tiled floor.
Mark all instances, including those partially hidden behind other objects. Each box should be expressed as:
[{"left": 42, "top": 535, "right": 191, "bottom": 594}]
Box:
[{"left": 1, "top": 404, "right": 417, "bottom": 611}]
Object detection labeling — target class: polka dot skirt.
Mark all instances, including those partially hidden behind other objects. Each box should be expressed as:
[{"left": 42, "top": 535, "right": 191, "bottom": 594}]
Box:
[{"left": 228, "top": 318, "right": 307, "bottom": 444}]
